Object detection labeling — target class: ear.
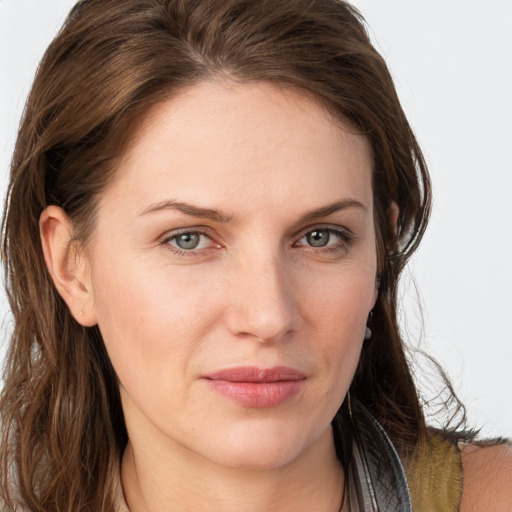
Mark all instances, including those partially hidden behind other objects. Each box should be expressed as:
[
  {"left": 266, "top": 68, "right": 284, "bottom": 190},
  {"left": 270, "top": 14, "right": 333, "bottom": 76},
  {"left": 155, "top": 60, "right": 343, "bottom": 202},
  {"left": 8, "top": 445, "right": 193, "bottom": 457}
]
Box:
[{"left": 39, "top": 205, "right": 97, "bottom": 327}]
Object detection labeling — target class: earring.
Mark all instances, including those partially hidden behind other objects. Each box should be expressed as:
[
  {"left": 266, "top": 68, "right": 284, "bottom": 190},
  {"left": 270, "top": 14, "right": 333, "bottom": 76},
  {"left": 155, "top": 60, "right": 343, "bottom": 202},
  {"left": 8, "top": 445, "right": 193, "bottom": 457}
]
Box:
[{"left": 364, "top": 311, "right": 373, "bottom": 341}]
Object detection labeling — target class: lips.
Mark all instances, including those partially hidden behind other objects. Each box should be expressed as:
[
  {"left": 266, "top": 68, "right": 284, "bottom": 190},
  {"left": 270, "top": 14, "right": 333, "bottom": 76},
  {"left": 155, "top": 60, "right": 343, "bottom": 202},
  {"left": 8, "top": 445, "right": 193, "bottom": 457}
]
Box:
[{"left": 203, "top": 366, "right": 306, "bottom": 408}]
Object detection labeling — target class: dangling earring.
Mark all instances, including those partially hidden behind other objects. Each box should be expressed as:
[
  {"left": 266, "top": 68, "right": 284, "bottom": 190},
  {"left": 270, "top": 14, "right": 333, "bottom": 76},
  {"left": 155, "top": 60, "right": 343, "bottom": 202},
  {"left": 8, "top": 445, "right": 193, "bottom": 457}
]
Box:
[
  {"left": 364, "top": 275, "right": 380, "bottom": 342},
  {"left": 364, "top": 311, "right": 373, "bottom": 341}
]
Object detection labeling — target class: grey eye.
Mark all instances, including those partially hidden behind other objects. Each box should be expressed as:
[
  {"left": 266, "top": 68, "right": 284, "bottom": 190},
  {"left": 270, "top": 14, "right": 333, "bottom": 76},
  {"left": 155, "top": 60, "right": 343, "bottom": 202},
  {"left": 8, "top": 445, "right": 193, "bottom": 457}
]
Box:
[
  {"left": 175, "top": 232, "right": 201, "bottom": 250},
  {"left": 305, "top": 230, "right": 330, "bottom": 247}
]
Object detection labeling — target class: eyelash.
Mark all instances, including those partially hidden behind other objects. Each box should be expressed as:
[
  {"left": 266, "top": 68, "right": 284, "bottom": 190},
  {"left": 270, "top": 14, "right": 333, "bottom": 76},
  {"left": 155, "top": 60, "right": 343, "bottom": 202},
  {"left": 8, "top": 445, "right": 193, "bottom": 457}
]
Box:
[
  {"left": 160, "top": 228, "right": 216, "bottom": 256},
  {"left": 294, "top": 227, "right": 354, "bottom": 255},
  {"left": 159, "top": 226, "right": 354, "bottom": 257}
]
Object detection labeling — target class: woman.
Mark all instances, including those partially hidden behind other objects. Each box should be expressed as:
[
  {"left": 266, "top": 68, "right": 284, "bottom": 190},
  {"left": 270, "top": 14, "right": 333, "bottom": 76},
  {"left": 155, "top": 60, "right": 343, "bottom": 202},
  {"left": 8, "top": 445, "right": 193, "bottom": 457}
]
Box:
[{"left": 1, "top": 0, "right": 510, "bottom": 511}]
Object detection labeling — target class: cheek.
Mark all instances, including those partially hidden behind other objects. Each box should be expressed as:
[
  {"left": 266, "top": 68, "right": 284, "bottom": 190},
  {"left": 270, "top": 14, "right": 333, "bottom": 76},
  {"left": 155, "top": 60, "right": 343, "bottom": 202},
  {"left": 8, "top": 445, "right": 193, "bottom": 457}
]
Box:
[
  {"left": 300, "top": 260, "right": 376, "bottom": 330},
  {"left": 301, "top": 261, "right": 375, "bottom": 374},
  {"left": 88, "top": 252, "right": 221, "bottom": 390}
]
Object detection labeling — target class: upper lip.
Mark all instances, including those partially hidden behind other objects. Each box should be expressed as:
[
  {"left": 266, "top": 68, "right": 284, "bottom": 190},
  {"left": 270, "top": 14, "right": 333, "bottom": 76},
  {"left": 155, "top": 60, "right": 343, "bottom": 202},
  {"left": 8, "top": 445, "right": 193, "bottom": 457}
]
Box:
[{"left": 204, "top": 366, "right": 306, "bottom": 382}]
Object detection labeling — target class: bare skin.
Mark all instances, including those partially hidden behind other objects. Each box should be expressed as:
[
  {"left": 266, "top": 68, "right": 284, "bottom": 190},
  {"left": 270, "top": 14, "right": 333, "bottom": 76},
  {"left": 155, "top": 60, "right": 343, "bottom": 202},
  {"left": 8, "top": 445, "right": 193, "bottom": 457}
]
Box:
[
  {"left": 461, "top": 443, "right": 512, "bottom": 511},
  {"left": 121, "top": 426, "right": 344, "bottom": 512}
]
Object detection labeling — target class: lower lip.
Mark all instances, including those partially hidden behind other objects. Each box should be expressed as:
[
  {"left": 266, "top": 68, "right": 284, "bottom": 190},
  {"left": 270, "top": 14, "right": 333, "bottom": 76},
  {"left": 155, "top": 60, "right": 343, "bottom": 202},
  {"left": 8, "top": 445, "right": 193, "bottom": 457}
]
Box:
[{"left": 205, "top": 379, "right": 306, "bottom": 408}]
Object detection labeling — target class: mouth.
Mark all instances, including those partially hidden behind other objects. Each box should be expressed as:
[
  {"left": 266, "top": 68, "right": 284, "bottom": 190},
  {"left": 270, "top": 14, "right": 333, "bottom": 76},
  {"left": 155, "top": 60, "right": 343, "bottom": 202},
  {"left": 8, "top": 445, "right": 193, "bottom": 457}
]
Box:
[{"left": 203, "top": 366, "right": 307, "bottom": 408}]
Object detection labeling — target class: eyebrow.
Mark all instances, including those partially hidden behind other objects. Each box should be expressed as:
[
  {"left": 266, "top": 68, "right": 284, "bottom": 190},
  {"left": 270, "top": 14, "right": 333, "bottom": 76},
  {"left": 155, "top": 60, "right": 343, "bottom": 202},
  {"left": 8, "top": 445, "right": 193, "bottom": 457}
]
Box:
[
  {"left": 139, "top": 200, "right": 234, "bottom": 222},
  {"left": 139, "top": 198, "right": 367, "bottom": 223},
  {"left": 298, "top": 199, "right": 367, "bottom": 223}
]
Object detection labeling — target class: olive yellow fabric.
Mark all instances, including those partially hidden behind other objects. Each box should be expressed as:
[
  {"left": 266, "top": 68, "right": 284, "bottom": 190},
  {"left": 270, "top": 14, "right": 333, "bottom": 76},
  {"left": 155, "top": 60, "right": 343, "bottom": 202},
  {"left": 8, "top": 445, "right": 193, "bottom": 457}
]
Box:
[{"left": 405, "top": 430, "right": 463, "bottom": 512}]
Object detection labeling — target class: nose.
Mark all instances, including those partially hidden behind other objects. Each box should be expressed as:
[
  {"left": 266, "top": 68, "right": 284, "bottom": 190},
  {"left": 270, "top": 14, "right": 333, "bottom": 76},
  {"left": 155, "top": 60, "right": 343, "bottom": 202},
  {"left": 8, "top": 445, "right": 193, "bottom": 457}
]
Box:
[{"left": 224, "top": 251, "right": 301, "bottom": 343}]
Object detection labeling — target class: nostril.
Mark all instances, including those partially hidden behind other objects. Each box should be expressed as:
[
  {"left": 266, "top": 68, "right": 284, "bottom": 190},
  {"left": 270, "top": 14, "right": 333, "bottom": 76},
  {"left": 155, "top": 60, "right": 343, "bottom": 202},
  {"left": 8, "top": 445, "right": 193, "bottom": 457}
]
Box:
[
  {"left": 223, "top": 257, "right": 301, "bottom": 342},
  {"left": 225, "top": 299, "right": 299, "bottom": 343}
]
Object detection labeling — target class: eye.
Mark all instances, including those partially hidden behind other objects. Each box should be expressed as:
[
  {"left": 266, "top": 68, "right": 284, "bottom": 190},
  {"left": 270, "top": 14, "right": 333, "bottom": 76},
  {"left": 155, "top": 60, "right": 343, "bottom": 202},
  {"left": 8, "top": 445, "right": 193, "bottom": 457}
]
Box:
[
  {"left": 294, "top": 227, "right": 353, "bottom": 254},
  {"left": 298, "top": 228, "right": 343, "bottom": 248},
  {"left": 174, "top": 232, "right": 203, "bottom": 250},
  {"left": 304, "top": 229, "right": 332, "bottom": 247},
  {"left": 162, "top": 230, "right": 218, "bottom": 253}
]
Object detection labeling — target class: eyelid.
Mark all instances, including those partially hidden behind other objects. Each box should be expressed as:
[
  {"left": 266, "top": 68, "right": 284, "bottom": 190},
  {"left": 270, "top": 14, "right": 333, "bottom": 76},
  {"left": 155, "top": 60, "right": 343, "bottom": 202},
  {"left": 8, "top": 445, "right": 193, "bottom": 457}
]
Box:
[
  {"left": 159, "top": 227, "right": 222, "bottom": 254},
  {"left": 158, "top": 224, "right": 354, "bottom": 256},
  {"left": 294, "top": 223, "right": 353, "bottom": 240},
  {"left": 293, "top": 224, "right": 354, "bottom": 252},
  {"left": 161, "top": 226, "right": 207, "bottom": 241}
]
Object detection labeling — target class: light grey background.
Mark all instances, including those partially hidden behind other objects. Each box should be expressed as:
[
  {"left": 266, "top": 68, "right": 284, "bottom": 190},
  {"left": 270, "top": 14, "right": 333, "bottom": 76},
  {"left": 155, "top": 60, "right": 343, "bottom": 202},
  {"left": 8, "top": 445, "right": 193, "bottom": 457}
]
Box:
[{"left": 1, "top": 1, "right": 511, "bottom": 438}]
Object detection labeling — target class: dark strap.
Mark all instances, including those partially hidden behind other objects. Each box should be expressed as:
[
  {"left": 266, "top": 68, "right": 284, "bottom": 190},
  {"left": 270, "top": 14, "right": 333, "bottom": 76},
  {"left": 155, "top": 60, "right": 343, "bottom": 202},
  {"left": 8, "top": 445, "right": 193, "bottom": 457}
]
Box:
[{"left": 346, "top": 399, "right": 413, "bottom": 512}]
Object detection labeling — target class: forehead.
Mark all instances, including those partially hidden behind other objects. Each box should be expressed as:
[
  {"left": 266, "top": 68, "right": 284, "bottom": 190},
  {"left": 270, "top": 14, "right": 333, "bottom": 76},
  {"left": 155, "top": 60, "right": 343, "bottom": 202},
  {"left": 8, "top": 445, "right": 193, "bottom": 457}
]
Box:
[{"left": 101, "top": 80, "right": 374, "bottom": 219}]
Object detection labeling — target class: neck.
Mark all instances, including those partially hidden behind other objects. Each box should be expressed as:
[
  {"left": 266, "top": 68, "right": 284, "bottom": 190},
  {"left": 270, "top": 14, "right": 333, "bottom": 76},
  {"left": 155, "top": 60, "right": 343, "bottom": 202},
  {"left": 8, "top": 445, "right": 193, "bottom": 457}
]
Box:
[{"left": 121, "top": 427, "right": 344, "bottom": 512}]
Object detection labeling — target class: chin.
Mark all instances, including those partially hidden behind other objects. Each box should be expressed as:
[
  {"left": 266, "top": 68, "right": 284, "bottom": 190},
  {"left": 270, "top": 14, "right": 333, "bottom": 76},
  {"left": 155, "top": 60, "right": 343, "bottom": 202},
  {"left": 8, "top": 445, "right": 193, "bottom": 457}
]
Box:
[
  {"left": 195, "top": 419, "right": 323, "bottom": 471},
  {"left": 210, "top": 443, "right": 301, "bottom": 471}
]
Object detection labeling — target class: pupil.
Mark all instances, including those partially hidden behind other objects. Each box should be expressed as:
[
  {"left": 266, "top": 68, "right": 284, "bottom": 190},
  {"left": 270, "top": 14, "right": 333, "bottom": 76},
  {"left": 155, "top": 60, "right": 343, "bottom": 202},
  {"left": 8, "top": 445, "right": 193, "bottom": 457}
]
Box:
[
  {"left": 176, "top": 233, "right": 200, "bottom": 250},
  {"left": 307, "top": 230, "right": 329, "bottom": 247}
]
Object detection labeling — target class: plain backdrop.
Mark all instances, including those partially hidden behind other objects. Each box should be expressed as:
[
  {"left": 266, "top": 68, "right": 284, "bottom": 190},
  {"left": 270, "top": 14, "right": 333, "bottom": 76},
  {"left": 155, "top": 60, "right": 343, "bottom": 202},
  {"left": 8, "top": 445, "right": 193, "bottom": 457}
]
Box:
[{"left": 1, "top": 1, "right": 511, "bottom": 438}]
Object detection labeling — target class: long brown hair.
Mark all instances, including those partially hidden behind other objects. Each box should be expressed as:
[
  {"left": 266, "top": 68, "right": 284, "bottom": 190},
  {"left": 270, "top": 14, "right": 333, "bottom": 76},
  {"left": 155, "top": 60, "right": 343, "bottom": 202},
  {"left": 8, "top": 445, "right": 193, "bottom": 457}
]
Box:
[{"left": 2, "top": 0, "right": 438, "bottom": 509}]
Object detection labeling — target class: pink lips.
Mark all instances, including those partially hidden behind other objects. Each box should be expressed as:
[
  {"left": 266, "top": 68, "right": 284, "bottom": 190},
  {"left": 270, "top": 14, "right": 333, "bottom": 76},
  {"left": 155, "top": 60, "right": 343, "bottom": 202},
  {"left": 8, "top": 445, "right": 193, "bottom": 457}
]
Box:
[{"left": 203, "top": 366, "right": 306, "bottom": 408}]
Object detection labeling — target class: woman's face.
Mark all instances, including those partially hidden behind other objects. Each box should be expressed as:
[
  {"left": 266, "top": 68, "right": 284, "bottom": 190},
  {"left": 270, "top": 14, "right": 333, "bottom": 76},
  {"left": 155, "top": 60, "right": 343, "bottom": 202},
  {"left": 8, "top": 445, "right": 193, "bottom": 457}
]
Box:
[{"left": 85, "top": 81, "right": 377, "bottom": 470}]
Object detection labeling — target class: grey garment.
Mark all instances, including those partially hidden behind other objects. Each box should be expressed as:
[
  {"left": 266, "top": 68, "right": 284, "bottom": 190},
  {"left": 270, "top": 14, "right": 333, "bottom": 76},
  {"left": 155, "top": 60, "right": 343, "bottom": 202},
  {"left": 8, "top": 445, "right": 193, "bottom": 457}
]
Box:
[{"left": 345, "top": 400, "right": 413, "bottom": 512}]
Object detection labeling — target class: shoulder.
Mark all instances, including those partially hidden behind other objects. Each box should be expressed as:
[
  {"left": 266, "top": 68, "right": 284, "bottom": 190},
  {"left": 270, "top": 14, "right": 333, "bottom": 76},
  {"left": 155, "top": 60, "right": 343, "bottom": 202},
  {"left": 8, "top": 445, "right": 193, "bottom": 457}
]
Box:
[{"left": 460, "top": 441, "right": 512, "bottom": 512}]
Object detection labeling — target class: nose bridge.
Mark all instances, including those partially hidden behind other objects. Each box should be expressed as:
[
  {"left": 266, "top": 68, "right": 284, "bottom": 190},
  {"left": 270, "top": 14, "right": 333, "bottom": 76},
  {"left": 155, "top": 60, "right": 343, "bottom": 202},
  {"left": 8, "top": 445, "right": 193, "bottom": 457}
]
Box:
[{"left": 225, "top": 245, "right": 299, "bottom": 342}]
